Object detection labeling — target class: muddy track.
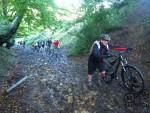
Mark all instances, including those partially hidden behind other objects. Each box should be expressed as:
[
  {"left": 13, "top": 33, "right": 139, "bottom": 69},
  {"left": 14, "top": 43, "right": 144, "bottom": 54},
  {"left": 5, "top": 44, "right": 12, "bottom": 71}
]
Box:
[
  {"left": 0, "top": 46, "right": 149, "bottom": 113},
  {"left": 0, "top": 0, "right": 150, "bottom": 112}
]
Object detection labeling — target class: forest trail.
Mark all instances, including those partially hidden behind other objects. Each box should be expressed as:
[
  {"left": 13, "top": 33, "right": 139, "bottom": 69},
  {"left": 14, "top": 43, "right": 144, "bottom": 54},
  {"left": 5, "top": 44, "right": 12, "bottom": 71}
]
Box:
[
  {"left": 0, "top": 46, "right": 149, "bottom": 113},
  {"left": 0, "top": 0, "right": 150, "bottom": 112},
  {"left": 0, "top": 48, "right": 132, "bottom": 113}
]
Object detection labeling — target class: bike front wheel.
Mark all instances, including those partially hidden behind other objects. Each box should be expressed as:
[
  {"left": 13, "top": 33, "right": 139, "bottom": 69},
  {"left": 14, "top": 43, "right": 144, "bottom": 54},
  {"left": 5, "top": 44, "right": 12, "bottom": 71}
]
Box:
[{"left": 121, "top": 64, "right": 144, "bottom": 93}]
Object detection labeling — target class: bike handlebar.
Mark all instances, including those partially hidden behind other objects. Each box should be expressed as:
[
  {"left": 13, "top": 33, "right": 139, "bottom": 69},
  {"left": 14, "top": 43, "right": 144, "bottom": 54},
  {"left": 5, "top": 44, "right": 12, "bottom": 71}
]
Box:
[{"left": 108, "top": 48, "right": 133, "bottom": 57}]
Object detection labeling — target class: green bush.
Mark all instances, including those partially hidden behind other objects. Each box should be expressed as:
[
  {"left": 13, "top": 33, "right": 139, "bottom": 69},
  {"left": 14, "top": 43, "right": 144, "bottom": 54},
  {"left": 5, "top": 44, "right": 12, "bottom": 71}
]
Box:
[
  {"left": 69, "top": 0, "right": 136, "bottom": 56},
  {"left": 69, "top": 7, "right": 124, "bottom": 55}
]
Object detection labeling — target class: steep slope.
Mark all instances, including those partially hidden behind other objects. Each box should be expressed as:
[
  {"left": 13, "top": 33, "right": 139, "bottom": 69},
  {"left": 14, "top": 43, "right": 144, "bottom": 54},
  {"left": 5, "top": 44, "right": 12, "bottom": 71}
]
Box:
[{"left": 110, "top": 0, "right": 150, "bottom": 82}]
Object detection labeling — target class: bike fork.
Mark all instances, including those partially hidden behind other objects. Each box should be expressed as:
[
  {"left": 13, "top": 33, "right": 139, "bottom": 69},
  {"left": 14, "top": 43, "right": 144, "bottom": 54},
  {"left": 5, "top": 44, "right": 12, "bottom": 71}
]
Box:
[{"left": 123, "top": 66, "right": 132, "bottom": 81}]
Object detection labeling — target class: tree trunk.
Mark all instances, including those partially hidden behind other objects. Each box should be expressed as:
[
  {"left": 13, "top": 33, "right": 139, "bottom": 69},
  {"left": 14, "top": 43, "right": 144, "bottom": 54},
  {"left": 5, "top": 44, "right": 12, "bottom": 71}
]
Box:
[
  {"left": 2, "top": 0, "right": 8, "bottom": 17},
  {"left": 0, "top": 13, "right": 25, "bottom": 47}
]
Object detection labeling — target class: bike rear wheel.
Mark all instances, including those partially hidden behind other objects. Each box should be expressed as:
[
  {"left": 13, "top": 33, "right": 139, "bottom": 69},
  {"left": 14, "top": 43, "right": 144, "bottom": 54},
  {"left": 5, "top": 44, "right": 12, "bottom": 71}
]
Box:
[{"left": 121, "top": 65, "right": 144, "bottom": 93}]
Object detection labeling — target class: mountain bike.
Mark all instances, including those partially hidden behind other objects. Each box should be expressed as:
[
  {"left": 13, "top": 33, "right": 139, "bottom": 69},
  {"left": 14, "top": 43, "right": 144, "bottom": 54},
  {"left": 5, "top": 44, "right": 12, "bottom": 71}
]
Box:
[{"left": 101, "top": 48, "right": 144, "bottom": 93}]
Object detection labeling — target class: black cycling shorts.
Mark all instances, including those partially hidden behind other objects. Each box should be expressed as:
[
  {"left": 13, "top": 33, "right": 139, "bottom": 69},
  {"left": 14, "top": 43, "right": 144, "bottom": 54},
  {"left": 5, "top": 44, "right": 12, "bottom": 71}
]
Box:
[{"left": 88, "top": 60, "right": 108, "bottom": 75}]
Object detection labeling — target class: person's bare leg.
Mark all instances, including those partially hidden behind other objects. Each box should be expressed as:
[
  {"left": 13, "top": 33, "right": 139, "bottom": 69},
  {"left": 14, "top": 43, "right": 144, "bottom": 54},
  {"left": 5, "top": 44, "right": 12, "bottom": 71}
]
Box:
[
  {"left": 88, "top": 74, "right": 93, "bottom": 82},
  {"left": 87, "top": 74, "right": 93, "bottom": 87},
  {"left": 98, "top": 70, "right": 106, "bottom": 77},
  {"left": 97, "top": 71, "right": 106, "bottom": 85}
]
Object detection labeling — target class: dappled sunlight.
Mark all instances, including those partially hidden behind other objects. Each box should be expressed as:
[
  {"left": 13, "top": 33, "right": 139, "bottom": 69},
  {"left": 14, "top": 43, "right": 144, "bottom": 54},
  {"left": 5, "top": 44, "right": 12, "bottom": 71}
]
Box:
[
  {"left": 54, "top": 0, "right": 83, "bottom": 21},
  {"left": 55, "top": 0, "right": 83, "bottom": 10}
]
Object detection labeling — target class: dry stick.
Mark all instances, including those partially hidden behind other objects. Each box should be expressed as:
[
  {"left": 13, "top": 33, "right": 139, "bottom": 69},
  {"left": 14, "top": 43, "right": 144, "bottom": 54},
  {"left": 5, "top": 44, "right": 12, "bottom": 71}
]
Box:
[
  {"left": 2, "top": 76, "right": 29, "bottom": 97},
  {"left": 138, "top": 41, "right": 150, "bottom": 63},
  {"left": 138, "top": 48, "right": 143, "bottom": 59}
]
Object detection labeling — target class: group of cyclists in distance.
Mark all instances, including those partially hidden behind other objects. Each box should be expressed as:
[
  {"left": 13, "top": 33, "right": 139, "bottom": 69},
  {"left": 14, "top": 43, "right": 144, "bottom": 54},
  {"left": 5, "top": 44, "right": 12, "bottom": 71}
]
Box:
[
  {"left": 15, "top": 41, "right": 26, "bottom": 49},
  {"left": 14, "top": 38, "right": 60, "bottom": 55},
  {"left": 31, "top": 38, "right": 60, "bottom": 54}
]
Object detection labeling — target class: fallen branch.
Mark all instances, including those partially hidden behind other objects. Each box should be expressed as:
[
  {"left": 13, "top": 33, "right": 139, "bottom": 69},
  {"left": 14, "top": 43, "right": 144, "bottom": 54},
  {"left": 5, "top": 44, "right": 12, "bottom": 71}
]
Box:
[{"left": 2, "top": 76, "right": 28, "bottom": 96}]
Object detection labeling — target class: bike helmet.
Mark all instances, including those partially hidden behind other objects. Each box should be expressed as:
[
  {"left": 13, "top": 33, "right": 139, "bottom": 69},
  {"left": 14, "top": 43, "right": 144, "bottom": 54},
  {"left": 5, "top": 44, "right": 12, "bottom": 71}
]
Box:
[{"left": 100, "top": 33, "right": 111, "bottom": 41}]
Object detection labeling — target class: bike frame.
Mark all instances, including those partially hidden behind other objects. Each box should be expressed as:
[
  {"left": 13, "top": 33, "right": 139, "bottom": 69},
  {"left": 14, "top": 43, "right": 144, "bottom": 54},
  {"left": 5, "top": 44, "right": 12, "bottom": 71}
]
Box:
[
  {"left": 109, "top": 54, "right": 128, "bottom": 77},
  {"left": 104, "top": 49, "right": 144, "bottom": 93}
]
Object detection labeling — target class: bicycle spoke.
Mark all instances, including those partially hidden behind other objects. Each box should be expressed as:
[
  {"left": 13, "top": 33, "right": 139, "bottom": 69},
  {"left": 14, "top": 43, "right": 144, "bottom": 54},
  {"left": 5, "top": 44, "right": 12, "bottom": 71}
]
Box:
[
  {"left": 130, "top": 69, "right": 143, "bottom": 92},
  {"left": 121, "top": 65, "right": 144, "bottom": 93}
]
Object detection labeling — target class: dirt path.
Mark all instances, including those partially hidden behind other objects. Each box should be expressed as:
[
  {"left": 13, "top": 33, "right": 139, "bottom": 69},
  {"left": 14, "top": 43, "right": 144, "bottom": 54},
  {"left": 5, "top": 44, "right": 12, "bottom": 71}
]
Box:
[
  {"left": 0, "top": 0, "right": 150, "bottom": 112},
  {"left": 0, "top": 46, "right": 149, "bottom": 113}
]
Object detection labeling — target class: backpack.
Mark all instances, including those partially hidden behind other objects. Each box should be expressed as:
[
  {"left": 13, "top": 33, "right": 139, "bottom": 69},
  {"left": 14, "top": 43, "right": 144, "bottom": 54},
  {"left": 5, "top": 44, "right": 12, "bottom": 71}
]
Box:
[{"left": 89, "top": 41, "right": 101, "bottom": 55}]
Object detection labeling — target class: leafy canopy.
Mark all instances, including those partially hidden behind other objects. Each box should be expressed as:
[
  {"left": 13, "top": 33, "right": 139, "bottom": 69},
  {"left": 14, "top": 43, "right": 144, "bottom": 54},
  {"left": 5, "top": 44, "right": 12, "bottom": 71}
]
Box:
[
  {"left": 69, "top": 0, "right": 136, "bottom": 55},
  {"left": 0, "top": 0, "right": 60, "bottom": 36}
]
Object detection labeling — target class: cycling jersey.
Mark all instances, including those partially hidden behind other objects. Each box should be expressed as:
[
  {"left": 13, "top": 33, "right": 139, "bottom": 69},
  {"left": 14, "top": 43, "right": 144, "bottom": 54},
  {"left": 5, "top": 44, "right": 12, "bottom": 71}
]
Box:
[
  {"left": 89, "top": 41, "right": 110, "bottom": 63},
  {"left": 53, "top": 41, "right": 60, "bottom": 47},
  {"left": 88, "top": 40, "right": 128, "bottom": 75}
]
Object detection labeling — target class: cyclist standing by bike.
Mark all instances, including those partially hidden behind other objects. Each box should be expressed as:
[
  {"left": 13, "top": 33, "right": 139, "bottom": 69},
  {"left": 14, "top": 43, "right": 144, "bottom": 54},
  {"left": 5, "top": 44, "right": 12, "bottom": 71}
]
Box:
[
  {"left": 51, "top": 40, "right": 60, "bottom": 58},
  {"left": 53, "top": 40, "right": 60, "bottom": 49},
  {"left": 88, "top": 33, "right": 122, "bottom": 87},
  {"left": 46, "top": 38, "right": 52, "bottom": 54},
  {"left": 47, "top": 38, "right": 52, "bottom": 48}
]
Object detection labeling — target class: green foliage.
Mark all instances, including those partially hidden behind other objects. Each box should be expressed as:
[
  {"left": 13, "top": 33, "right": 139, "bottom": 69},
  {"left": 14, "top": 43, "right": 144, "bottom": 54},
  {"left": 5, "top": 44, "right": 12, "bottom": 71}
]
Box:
[
  {"left": 0, "top": 0, "right": 59, "bottom": 36},
  {"left": 0, "top": 20, "right": 10, "bottom": 34},
  {"left": 69, "top": 0, "right": 136, "bottom": 55}
]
